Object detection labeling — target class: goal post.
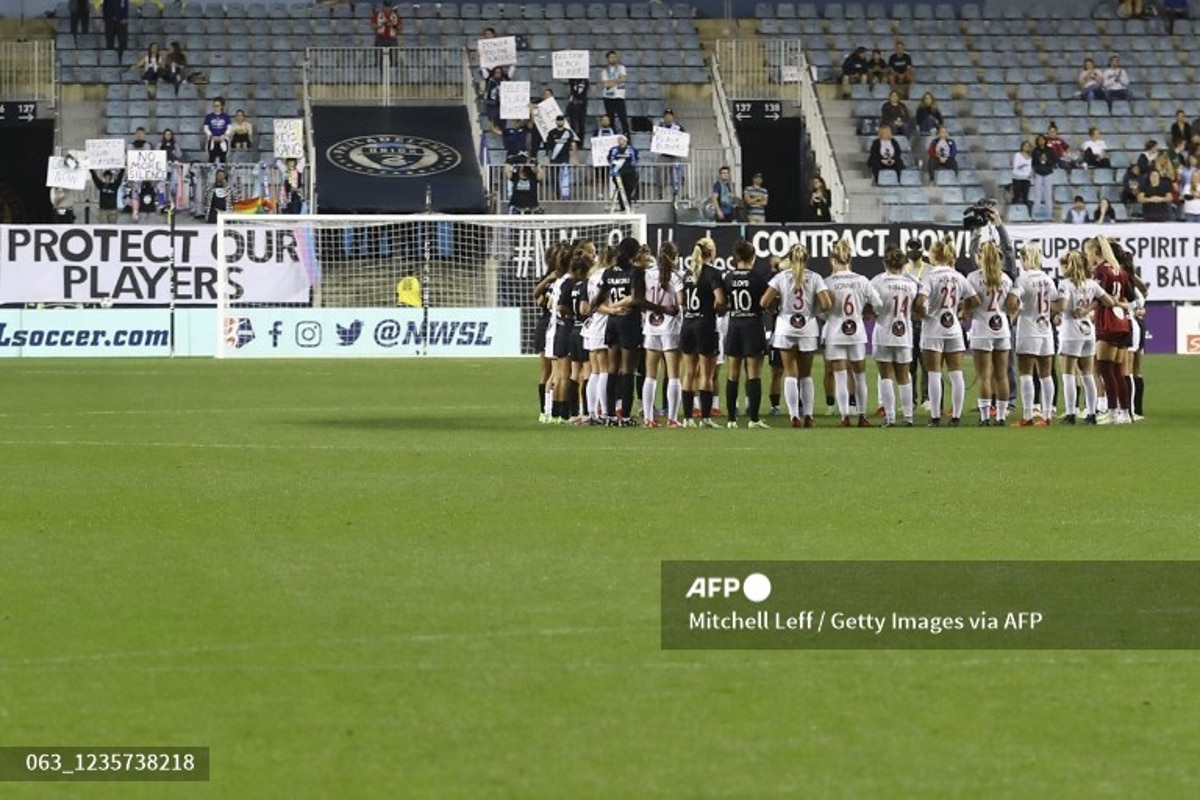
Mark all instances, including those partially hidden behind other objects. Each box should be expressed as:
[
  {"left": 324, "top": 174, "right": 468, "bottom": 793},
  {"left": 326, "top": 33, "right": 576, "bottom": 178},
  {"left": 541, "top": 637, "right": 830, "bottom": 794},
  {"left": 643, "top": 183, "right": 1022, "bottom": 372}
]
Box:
[{"left": 214, "top": 213, "right": 647, "bottom": 358}]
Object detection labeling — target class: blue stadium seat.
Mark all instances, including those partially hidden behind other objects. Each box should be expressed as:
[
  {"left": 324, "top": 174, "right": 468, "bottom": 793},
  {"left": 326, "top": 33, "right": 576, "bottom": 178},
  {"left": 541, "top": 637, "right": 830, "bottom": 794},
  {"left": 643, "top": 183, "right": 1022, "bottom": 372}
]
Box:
[
  {"left": 877, "top": 170, "right": 899, "bottom": 186},
  {"left": 891, "top": 3, "right": 911, "bottom": 18},
  {"left": 824, "top": 2, "right": 844, "bottom": 17}
]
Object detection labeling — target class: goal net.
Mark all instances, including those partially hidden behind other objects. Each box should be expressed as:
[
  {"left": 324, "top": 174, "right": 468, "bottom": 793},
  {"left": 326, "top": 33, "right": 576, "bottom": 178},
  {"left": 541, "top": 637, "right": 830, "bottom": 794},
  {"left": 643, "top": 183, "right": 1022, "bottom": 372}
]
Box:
[{"left": 214, "top": 213, "right": 647, "bottom": 358}]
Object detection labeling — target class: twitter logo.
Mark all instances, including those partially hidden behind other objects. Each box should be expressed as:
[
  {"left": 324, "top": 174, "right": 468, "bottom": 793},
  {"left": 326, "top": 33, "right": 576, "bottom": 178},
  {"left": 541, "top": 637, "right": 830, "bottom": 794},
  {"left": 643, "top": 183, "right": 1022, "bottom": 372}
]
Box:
[{"left": 337, "top": 320, "right": 364, "bottom": 346}]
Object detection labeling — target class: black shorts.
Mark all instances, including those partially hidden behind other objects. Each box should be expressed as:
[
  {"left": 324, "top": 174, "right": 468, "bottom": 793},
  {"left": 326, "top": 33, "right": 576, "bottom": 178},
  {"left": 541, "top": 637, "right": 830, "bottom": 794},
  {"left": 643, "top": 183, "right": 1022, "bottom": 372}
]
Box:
[
  {"left": 605, "top": 314, "right": 642, "bottom": 350},
  {"left": 553, "top": 325, "right": 572, "bottom": 359},
  {"left": 1099, "top": 330, "right": 1134, "bottom": 349},
  {"left": 725, "top": 319, "right": 767, "bottom": 359},
  {"left": 768, "top": 345, "right": 782, "bottom": 368},
  {"left": 570, "top": 329, "right": 588, "bottom": 363},
  {"left": 533, "top": 311, "right": 551, "bottom": 354},
  {"left": 680, "top": 318, "right": 719, "bottom": 356}
]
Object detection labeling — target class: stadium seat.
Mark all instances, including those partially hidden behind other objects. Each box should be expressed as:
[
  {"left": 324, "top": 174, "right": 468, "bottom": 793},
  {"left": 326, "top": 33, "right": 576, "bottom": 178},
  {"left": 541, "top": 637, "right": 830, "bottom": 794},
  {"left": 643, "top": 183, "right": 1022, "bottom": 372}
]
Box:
[{"left": 877, "top": 170, "right": 899, "bottom": 186}]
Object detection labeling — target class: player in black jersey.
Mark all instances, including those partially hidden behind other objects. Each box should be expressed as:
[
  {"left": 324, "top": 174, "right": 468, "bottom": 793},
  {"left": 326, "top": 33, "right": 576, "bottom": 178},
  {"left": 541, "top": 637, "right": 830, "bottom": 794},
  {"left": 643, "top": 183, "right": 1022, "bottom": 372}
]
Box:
[
  {"left": 679, "top": 237, "right": 727, "bottom": 427},
  {"left": 532, "top": 243, "right": 567, "bottom": 422},
  {"left": 551, "top": 255, "right": 591, "bottom": 423},
  {"left": 597, "top": 237, "right": 644, "bottom": 425},
  {"left": 722, "top": 240, "right": 773, "bottom": 428}
]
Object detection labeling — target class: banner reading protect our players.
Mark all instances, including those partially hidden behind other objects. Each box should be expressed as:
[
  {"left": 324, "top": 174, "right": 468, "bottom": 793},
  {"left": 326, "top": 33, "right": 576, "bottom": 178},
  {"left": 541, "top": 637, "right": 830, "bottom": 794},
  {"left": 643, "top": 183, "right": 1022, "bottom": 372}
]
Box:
[{"left": 0, "top": 224, "right": 314, "bottom": 305}]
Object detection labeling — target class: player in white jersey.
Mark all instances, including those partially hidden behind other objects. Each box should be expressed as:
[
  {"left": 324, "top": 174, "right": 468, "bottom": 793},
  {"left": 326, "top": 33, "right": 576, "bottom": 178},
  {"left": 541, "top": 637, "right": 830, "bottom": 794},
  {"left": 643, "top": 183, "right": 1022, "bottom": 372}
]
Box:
[
  {"left": 1013, "top": 243, "right": 1060, "bottom": 425},
  {"left": 870, "top": 246, "right": 920, "bottom": 426},
  {"left": 581, "top": 244, "right": 612, "bottom": 422},
  {"left": 1055, "top": 249, "right": 1115, "bottom": 424},
  {"left": 761, "top": 243, "right": 830, "bottom": 427},
  {"left": 915, "top": 237, "right": 979, "bottom": 426},
  {"left": 966, "top": 241, "right": 1019, "bottom": 425},
  {"left": 639, "top": 242, "right": 685, "bottom": 426},
  {"left": 823, "top": 239, "right": 883, "bottom": 427}
]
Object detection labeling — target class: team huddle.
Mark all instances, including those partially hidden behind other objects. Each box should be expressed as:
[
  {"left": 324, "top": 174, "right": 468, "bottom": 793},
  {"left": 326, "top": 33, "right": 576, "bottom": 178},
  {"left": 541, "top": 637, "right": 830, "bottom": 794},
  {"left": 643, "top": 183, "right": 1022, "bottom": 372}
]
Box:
[{"left": 533, "top": 226, "right": 1147, "bottom": 428}]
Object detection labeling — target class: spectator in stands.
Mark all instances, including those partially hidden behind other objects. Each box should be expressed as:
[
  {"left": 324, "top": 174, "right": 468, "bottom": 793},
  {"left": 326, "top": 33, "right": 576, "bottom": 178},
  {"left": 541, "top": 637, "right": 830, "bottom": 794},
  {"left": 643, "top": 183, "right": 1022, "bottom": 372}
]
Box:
[
  {"left": 887, "top": 41, "right": 914, "bottom": 97},
  {"left": 1118, "top": 0, "right": 1146, "bottom": 18},
  {"left": 914, "top": 92, "right": 943, "bottom": 168},
  {"left": 229, "top": 110, "right": 254, "bottom": 163},
  {"left": 1168, "top": 136, "right": 1189, "bottom": 171},
  {"left": 657, "top": 108, "right": 685, "bottom": 198},
  {"left": 1179, "top": 152, "right": 1198, "bottom": 191},
  {"left": 102, "top": 0, "right": 129, "bottom": 60},
  {"left": 528, "top": 99, "right": 546, "bottom": 161},
  {"left": 868, "top": 124, "right": 904, "bottom": 185},
  {"left": 132, "top": 43, "right": 164, "bottom": 95},
  {"left": 1102, "top": 56, "right": 1129, "bottom": 112},
  {"left": 507, "top": 161, "right": 543, "bottom": 213},
  {"left": 1078, "top": 58, "right": 1104, "bottom": 103},
  {"left": 476, "top": 28, "right": 516, "bottom": 83},
  {"left": 743, "top": 173, "right": 769, "bottom": 224},
  {"left": 1011, "top": 140, "right": 1033, "bottom": 210},
  {"left": 1045, "top": 123, "right": 1074, "bottom": 171},
  {"left": 279, "top": 158, "right": 305, "bottom": 214},
  {"left": 927, "top": 126, "right": 958, "bottom": 181},
  {"left": 840, "top": 46, "right": 870, "bottom": 97},
  {"left": 1030, "top": 134, "right": 1056, "bottom": 219},
  {"left": 160, "top": 128, "right": 182, "bottom": 162},
  {"left": 1137, "top": 139, "right": 1160, "bottom": 173},
  {"left": 1163, "top": 0, "right": 1190, "bottom": 35},
  {"left": 592, "top": 114, "right": 619, "bottom": 192},
  {"left": 879, "top": 91, "right": 911, "bottom": 139},
  {"left": 1121, "top": 162, "right": 1145, "bottom": 207},
  {"left": 710, "top": 165, "right": 740, "bottom": 222},
  {"left": 91, "top": 169, "right": 123, "bottom": 224},
  {"left": 1182, "top": 172, "right": 1200, "bottom": 220},
  {"left": 165, "top": 41, "right": 189, "bottom": 93},
  {"left": 565, "top": 74, "right": 589, "bottom": 146},
  {"left": 1154, "top": 152, "right": 1177, "bottom": 189},
  {"left": 544, "top": 115, "right": 577, "bottom": 199},
  {"left": 1067, "top": 196, "right": 1089, "bottom": 224},
  {"left": 1082, "top": 127, "right": 1112, "bottom": 169},
  {"left": 205, "top": 169, "right": 231, "bottom": 224},
  {"left": 1138, "top": 169, "right": 1176, "bottom": 221},
  {"left": 1170, "top": 109, "right": 1192, "bottom": 146},
  {"left": 371, "top": 0, "right": 401, "bottom": 48},
  {"left": 600, "top": 50, "right": 630, "bottom": 137},
  {"left": 807, "top": 175, "right": 830, "bottom": 222},
  {"left": 484, "top": 67, "right": 506, "bottom": 133},
  {"left": 203, "top": 97, "right": 232, "bottom": 164},
  {"left": 866, "top": 48, "right": 888, "bottom": 85},
  {"left": 1094, "top": 197, "right": 1117, "bottom": 223},
  {"left": 50, "top": 188, "right": 75, "bottom": 224},
  {"left": 68, "top": 0, "right": 89, "bottom": 43},
  {"left": 502, "top": 118, "right": 529, "bottom": 163},
  {"left": 130, "top": 179, "right": 161, "bottom": 223},
  {"left": 130, "top": 125, "right": 150, "bottom": 150},
  {"left": 608, "top": 136, "right": 639, "bottom": 210}
]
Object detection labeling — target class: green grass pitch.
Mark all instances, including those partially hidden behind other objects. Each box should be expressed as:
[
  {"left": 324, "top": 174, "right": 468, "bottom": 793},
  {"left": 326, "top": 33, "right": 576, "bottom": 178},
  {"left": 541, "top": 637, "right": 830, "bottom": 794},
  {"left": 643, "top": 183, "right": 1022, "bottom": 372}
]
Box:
[{"left": 1, "top": 355, "right": 1199, "bottom": 798}]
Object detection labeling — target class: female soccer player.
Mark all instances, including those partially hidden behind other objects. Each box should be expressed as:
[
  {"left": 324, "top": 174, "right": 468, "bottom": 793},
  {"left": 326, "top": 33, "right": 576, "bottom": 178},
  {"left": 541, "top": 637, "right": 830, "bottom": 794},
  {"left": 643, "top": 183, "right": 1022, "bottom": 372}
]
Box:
[
  {"left": 1056, "top": 249, "right": 1114, "bottom": 425},
  {"left": 1013, "top": 244, "right": 1059, "bottom": 426},
  {"left": 915, "top": 237, "right": 979, "bottom": 426},
  {"left": 966, "top": 241, "right": 1018, "bottom": 425},
  {"left": 639, "top": 242, "right": 685, "bottom": 427},
  {"left": 722, "top": 240, "right": 772, "bottom": 428},
  {"left": 1085, "top": 236, "right": 1135, "bottom": 424},
  {"left": 823, "top": 239, "right": 883, "bottom": 427},
  {"left": 679, "top": 237, "right": 727, "bottom": 427},
  {"left": 762, "top": 243, "right": 831, "bottom": 427},
  {"left": 597, "top": 237, "right": 644, "bottom": 425},
  {"left": 582, "top": 244, "right": 614, "bottom": 423},
  {"left": 553, "top": 255, "right": 591, "bottom": 422},
  {"left": 1115, "top": 243, "right": 1150, "bottom": 420},
  {"left": 544, "top": 247, "right": 574, "bottom": 424},
  {"left": 869, "top": 246, "right": 919, "bottom": 426},
  {"left": 533, "top": 243, "right": 566, "bottom": 423}
]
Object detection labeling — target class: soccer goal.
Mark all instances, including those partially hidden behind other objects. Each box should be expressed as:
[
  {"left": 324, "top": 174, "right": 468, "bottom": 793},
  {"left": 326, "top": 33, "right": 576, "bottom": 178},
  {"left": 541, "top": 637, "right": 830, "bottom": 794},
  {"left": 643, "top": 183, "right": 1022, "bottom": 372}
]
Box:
[{"left": 214, "top": 213, "right": 647, "bottom": 358}]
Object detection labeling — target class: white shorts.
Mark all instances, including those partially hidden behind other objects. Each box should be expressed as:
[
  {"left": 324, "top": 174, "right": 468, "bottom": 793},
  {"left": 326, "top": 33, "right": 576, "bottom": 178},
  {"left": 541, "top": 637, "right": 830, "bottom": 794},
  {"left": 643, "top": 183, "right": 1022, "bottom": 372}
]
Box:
[
  {"left": 1059, "top": 337, "right": 1096, "bottom": 358},
  {"left": 920, "top": 333, "right": 966, "bottom": 353},
  {"left": 543, "top": 323, "right": 555, "bottom": 358},
  {"left": 873, "top": 344, "right": 912, "bottom": 364},
  {"left": 1016, "top": 336, "right": 1054, "bottom": 357},
  {"left": 582, "top": 315, "right": 608, "bottom": 351},
  {"left": 772, "top": 333, "right": 820, "bottom": 352},
  {"left": 825, "top": 342, "right": 866, "bottom": 362},
  {"left": 971, "top": 335, "right": 1011, "bottom": 352},
  {"left": 716, "top": 316, "right": 729, "bottom": 364},
  {"left": 644, "top": 332, "right": 680, "bottom": 352}
]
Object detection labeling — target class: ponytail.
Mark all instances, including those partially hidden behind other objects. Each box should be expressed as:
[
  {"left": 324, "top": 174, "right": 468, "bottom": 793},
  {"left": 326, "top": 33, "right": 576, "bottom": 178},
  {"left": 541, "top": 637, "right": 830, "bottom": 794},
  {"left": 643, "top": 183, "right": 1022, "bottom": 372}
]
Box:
[
  {"left": 930, "top": 236, "right": 956, "bottom": 266},
  {"left": 691, "top": 236, "right": 715, "bottom": 281},
  {"left": 831, "top": 238, "right": 853, "bottom": 267},
  {"left": 658, "top": 241, "right": 678, "bottom": 289},
  {"left": 1020, "top": 242, "right": 1043, "bottom": 272},
  {"left": 1061, "top": 250, "right": 1087, "bottom": 286},
  {"left": 978, "top": 241, "right": 1003, "bottom": 289},
  {"left": 789, "top": 244, "right": 809, "bottom": 285}
]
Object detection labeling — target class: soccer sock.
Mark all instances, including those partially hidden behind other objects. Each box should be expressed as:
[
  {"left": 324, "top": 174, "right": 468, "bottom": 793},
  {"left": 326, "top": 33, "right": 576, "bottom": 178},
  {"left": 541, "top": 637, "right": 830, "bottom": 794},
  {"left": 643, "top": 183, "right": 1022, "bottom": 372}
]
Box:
[
  {"left": 876, "top": 376, "right": 884, "bottom": 409},
  {"left": 606, "top": 371, "right": 619, "bottom": 416},
  {"left": 746, "top": 378, "right": 762, "bottom": 422},
  {"left": 595, "top": 372, "right": 609, "bottom": 417},
  {"left": 1020, "top": 374, "right": 1035, "bottom": 420},
  {"left": 1126, "top": 375, "right": 1136, "bottom": 416},
  {"left": 949, "top": 370, "right": 965, "bottom": 419},
  {"left": 927, "top": 371, "right": 943, "bottom": 419},
  {"left": 700, "top": 389, "right": 714, "bottom": 419},
  {"left": 567, "top": 379, "right": 580, "bottom": 418},
  {"left": 585, "top": 376, "right": 598, "bottom": 418},
  {"left": 622, "top": 372, "right": 636, "bottom": 418},
  {"left": 544, "top": 384, "right": 554, "bottom": 416},
  {"left": 978, "top": 398, "right": 991, "bottom": 419},
  {"left": 642, "top": 377, "right": 657, "bottom": 422},
  {"left": 1134, "top": 375, "right": 1144, "bottom": 416},
  {"left": 996, "top": 400, "right": 1009, "bottom": 422},
  {"left": 834, "top": 370, "right": 850, "bottom": 417},
  {"left": 661, "top": 379, "right": 669, "bottom": 413},
  {"left": 667, "top": 378, "right": 682, "bottom": 423},
  {"left": 880, "top": 378, "right": 895, "bottom": 422},
  {"left": 682, "top": 389, "right": 695, "bottom": 419},
  {"left": 769, "top": 391, "right": 781, "bottom": 410},
  {"left": 800, "top": 377, "right": 816, "bottom": 418},
  {"left": 900, "top": 381, "right": 914, "bottom": 420},
  {"left": 1040, "top": 376, "right": 1055, "bottom": 418},
  {"left": 784, "top": 376, "right": 800, "bottom": 418},
  {"left": 1082, "top": 373, "right": 1098, "bottom": 416},
  {"left": 552, "top": 399, "right": 566, "bottom": 420},
  {"left": 853, "top": 372, "right": 869, "bottom": 418},
  {"left": 825, "top": 394, "right": 835, "bottom": 406},
  {"left": 1063, "top": 375, "right": 1077, "bottom": 417},
  {"left": 725, "top": 379, "right": 739, "bottom": 422},
  {"left": 538, "top": 382, "right": 546, "bottom": 413}
]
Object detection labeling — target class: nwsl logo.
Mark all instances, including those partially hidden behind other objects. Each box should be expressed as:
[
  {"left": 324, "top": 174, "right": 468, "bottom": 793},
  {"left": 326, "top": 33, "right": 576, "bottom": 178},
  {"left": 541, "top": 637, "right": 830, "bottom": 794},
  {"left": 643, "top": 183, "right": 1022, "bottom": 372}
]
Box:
[{"left": 223, "top": 317, "right": 254, "bottom": 349}]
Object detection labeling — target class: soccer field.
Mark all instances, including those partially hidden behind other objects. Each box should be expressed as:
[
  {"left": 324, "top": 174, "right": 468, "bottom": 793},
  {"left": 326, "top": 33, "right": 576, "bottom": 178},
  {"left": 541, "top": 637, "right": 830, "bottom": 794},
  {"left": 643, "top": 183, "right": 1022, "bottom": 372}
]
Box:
[{"left": 2, "top": 355, "right": 1198, "bottom": 798}]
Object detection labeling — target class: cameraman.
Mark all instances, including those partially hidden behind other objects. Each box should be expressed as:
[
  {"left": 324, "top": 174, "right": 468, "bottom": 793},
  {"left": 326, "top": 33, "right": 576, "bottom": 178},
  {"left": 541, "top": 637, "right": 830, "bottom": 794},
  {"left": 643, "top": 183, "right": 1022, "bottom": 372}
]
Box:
[{"left": 507, "top": 158, "right": 543, "bottom": 214}]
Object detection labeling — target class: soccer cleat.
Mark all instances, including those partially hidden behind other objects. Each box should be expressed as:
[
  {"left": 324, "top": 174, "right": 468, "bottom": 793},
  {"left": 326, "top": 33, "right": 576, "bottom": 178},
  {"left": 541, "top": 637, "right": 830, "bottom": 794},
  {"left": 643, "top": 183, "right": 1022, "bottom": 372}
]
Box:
[
  {"left": 901, "top": 418, "right": 914, "bottom": 427},
  {"left": 726, "top": 420, "right": 739, "bottom": 429},
  {"left": 1133, "top": 413, "right": 1145, "bottom": 422},
  {"left": 994, "top": 418, "right": 1007, "bottom": 427},
  {"left": 880, "top": 420, "right": 893, "bottom": 428},
  {"left": 839, "top": 417, "right": 852, "bottom": 428},
  {"left": 682, "top": 418, "right": 696, "bottom": 428},
  {"left": 921, "top": 400, "right": 932, "bottom": 412},
  {"left": 620, "top": 417, "right": 638, "bottom": 427},
  {"left": 927, "top": 418, "right": 941, "bottom": 427},
  {"left": 538, "top": 413, "right": 549, "bottom": 424},
  {"left": 1032, "top": 403, "right": 1043, "bottom": 419},
  {"left": 803, "top": 416, "right": 815, "bottom": 428},
  {"left": 978, "top": 418, "right": 991, "bottom": 427},
  {"left": 1033, "top": 418, "right": 1050, "bottom": 427},
  {"left": 826, "top": 404, "right": 837, "bottom": 416},
  {"left": 1096, "top": 411, "right": 1113, "bottom": 425},
  {"left": 1084, "top": 415, "right": 1097, "bottom": 425},
  {"left": 1061, "top": 414, "right": 1077, "bottom": 425},
  {"left": 857, "top": 415, "right": 871, "bottom": 428},
  {"left": 877, "top": 404, "right": 887, "bottom": 417},
  {"left": 791, "top": 416, "right": 804, "bottom": 428},
  {"left": 748, "top": 420, "right": 770, "bottom": 429},
  {"left": 1018, "top": 418, "right": 1035, "bottom": 427},
  {"left": 699, "top": 418, "right": 718, "bottom": 428},
  {"left": 667, "top": 419, "right": 684, "bottom": 428},
  {"left": 769, "top": 406, "right": 781, "bottom": 417},
  {"left": 711, "top": 407, "right": 725, "bottom": 417},
  {"left": 643, "top": 419, "right": 659, "bottom": 428},
  {"left": 549, "top": 416, "right": 567, "bottom": 426},
  {"left": 948, "top": 417, "right": 960, "bottom": 427}
]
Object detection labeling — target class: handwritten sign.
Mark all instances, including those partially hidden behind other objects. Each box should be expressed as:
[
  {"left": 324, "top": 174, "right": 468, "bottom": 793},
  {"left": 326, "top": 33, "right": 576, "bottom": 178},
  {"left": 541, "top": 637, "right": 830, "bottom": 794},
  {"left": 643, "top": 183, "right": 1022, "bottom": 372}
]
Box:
[
  {"left": 46, "top": 156, "right": 88, "bottom": 190},
  {"left": 552, "top": 50, "right": 589, "bottom": 80},
  {"left": 533, "top": 97, "right": 564, "bottom": 141},
  {"left": 477, "top": 35, "right": 517, "bottom": 70},
  {"left": 590, "top": 134, "right": 621, "bottom": 167},
  {"left": 273, "top": 118, "right": 304, "bottom": 159},
  {"left": 126, "top": 149, "right": 168, "bottom": 182},
  {"left": 86, "top": 139, "right": 125, "bottom": 170},
  {"left": 499, "top": 80, "right": 530, "bottom": 122},
  {"left": 781, "top": 65, "right": 801, "bottom": 83},
  {"left": 651, "top": 126, "right": 690, "bottom": 158}
]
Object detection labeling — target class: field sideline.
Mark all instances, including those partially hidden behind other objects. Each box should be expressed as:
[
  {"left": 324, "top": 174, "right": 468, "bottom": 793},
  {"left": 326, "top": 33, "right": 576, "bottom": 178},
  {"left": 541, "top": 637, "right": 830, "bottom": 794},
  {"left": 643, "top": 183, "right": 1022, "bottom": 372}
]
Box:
[{"left": 1, "top": 355, "right": 1198, "bottom": 799}]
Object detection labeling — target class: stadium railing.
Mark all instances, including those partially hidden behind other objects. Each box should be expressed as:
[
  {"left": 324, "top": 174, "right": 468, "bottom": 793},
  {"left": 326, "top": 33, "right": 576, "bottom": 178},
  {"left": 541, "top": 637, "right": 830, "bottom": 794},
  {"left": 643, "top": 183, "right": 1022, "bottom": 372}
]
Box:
[
  {"left": 0, "top": 40, "right": 55, "bottom": 104},
  {"left": 303, "top": 47, "right": 467, "bottom": 106}
]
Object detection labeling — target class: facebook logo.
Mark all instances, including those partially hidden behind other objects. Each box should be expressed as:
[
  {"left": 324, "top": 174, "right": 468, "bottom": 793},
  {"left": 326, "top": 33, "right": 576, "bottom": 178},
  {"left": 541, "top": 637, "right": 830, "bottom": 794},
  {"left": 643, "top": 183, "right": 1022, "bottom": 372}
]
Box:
[{"left": 269, "top": 321, "right": 283, "bottom": 348}]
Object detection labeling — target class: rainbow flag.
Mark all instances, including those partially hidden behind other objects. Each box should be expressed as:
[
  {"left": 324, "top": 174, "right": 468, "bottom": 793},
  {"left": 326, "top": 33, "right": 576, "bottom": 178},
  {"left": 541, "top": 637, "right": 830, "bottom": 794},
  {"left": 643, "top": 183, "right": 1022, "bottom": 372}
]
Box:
[{"left": 233, "top": 197, "right": 276, "bottom": 214}]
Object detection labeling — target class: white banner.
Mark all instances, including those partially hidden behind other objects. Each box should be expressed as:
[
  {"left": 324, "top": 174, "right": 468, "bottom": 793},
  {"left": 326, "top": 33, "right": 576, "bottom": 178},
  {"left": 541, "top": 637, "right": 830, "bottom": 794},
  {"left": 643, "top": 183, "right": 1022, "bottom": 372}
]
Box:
[
  {"left": 533, "top": 97, "right": 564, "bottom": 141},
  {"left": 127, "top": 149, "right": 167, "bottom": 182},
  {"left": 552, "top": 50, "right": 589, "bottom": 79},
  {"left": 86, "top": 139, "right": 126, "bottom": 171},
  {"left": 590, "top": 134, "right": 622, "bottom": 167},
  {"left": 1008, "top": 222, "right": 1200, "bottom": 302},
  {"left": 272, "top": 118, "right": 304, "bottom": 159},
  {"left": 0, "top": 224, "right": 313, "bottom": 306},
  {"left": 650, "top": 126, "right": 690, "bottom": 158},
  {"left": 477, "top": 35, "right": 517, "bottom": 70},
  {"left": 499, "top": 80, "right": 530, "bottom": 123},
  {"left": 781, "top": 65, "right": 801, "bottom": 83},
  {"left": 46, "top": 157, "right": 88, "bottom": 190}
]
